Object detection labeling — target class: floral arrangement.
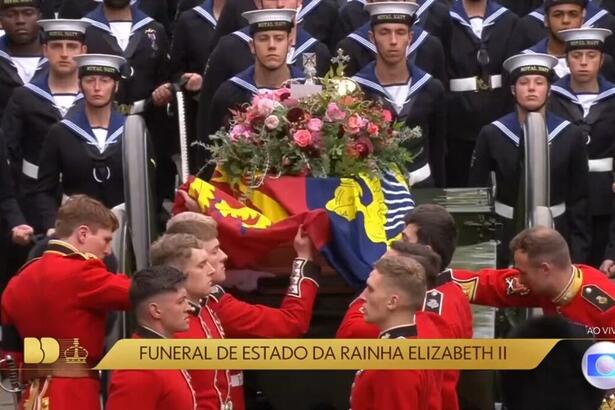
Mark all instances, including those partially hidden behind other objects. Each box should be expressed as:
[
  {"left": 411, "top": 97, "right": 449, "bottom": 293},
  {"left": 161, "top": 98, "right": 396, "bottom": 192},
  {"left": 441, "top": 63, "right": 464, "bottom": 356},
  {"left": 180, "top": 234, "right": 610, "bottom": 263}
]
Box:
[{"left": 208, "top": 72, "right": 420, "bottom": 186}]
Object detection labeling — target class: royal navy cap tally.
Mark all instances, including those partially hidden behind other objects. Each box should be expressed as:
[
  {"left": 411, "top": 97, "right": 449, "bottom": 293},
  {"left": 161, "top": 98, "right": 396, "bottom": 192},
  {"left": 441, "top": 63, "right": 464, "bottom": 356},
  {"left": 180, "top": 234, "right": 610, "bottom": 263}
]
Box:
[
  {"left": 74, "top": 54, "right": 126, "bottom": 79},
  {"left": 503, "top": 53, "right": 558, "bottom": 81},
  {"left": 559, "top": 27, "right": 612, "bottom": 52},
  {"left": 0, "top": 0, "right": 40, "bottom": 9},
  {"left": 364, "top": 2, "right": 419, "bottom": 26},
  {"left": 544, "top": 0, "right": 588, "bottom": 10},
  {"left": 242, "top": 9, "right": 296, "bottom": 34},
  {"left": 38, "top": 19, "right": 90, "bottom": 42}
]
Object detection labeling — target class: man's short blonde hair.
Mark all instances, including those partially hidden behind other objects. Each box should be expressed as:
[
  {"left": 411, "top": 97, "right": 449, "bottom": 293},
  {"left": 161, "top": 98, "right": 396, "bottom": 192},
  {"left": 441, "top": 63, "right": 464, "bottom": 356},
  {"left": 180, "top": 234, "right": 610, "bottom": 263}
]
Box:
[
  {"left": 150, "top": 233, "right": 204, "bottom": 271},
  {"left": 166, "top": 212, "right": 218, "bottom": 242},
  {"left": 374, "top": 255, "right": 427, "bottom": 311}
]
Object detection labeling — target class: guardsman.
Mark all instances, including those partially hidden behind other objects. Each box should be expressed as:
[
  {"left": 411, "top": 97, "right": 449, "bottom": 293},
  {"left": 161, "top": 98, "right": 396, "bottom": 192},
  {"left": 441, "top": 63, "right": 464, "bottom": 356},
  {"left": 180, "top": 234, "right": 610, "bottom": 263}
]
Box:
[
  {"left": 106, "top": 265, "right": 197, "bottom": 410},
  {"left": 0, "top": 0, "right": 47, "bottom": 120},
  {"left": 454, "top": 226, "right": 615, "bottom": 333},
  {"left": 211, "top": 0, "right": 339, "bottom": 50},
  {"left": 1, "top": 195, "right": 131, "bottom": 410},
  {"left": 2, "top": 19, "right": 87, "bottom": 234},
  {"left": 33, "top": 53, "right": 127, "bottom": 233},
  {"left": 520, "top": 0, "right": 615, "bottom": 81},
  {"left": 443, "top": 0, "right": 517, "bottom": 188},
  {"left": 348, "top": 256, "right": 443, "bottom": 410},
  {"left": 208, "top": 8, "right": 305, "bottom": 135},
  {"left": 509, "top": 0, "right": 615, "bottom": 58},
  {"left": 166, "top": 212, "right": 321, "bottom": 410},
  {"left": 196, "top": 0, "right": 329, "bottom": 147},
  {"left": 548, "top": 28, "right": 615, "bottom": 268},
  {"left": 352, "top": 2, "right": 446, "bottom": 188},
  {"left": 468, "top": 53, "right": 591, "bottom": 265},
  {"left": 336, "top": 21, "right": 447, "bottom": 81}
]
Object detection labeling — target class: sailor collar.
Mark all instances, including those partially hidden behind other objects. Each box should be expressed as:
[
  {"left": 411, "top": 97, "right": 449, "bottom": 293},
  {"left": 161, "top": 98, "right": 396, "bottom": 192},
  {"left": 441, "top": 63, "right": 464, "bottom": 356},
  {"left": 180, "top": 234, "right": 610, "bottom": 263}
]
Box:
[
  {"left": 24, "top": 73, "right": 83, "bottom": 115},
  {"left": 528, "top": 2, "right": 609, "bottom": 28},
  {"left": 193, "top": 0, "right": 217, "bottom": 29},
  {"left": 525, "top": 38, "right": 551, "bottom": 54},
  {"left": 347, "top": 23, "right": 429, "bottom": 58},
  {"left": 379, "top": 323, "right": 417, "bottom": 339},
  {"left": 60, "top": 104, "right": 125, "bottom": 152},
  {"left": 354, "top": 0, "right": 435, "bottom": 24},
  {"left": 491, "top": 111, "right": 571, "bottom": 146},
  {"left": 551, "top": 74, "right": 615, "bottom": 106},
  {"left": 0, "top": 35, "right": 48, "bottom": 79},
  {"left": 449, "top": 0, "right": 509, "bottom": 38},
  {"left": 297, "top": 0, "right": 322, "bottom": 24},
  {"left": 229, "top": 64, "right": 305, "bottom": 95},
  {"left": 353, "top": 61, "right": 432, "bottom": 104},
  {"left": 83, "top": 4, "right": 154, "bottom": 36}
]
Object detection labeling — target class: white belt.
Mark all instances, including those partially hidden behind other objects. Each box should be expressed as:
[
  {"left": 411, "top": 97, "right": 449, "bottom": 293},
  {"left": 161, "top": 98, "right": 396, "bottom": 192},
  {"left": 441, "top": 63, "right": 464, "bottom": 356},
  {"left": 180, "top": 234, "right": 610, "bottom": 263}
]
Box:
[
  {"left": 230, "top": 372, "right": 243, "bottom": 387},
  {"left": 449, "top": 75, "right": 502, "bottom": 92},
  {"left": 22, "top": 159, "right": 39, "bottom": 179},
  {"left": 408, "top": 163, "right": 431, "bottom": 186},
  {"left": 494, "top": 201, "right": 566, "bottom": 219},
  {"left": 588, "top": 158, "right": 613, "bottom": 172}
]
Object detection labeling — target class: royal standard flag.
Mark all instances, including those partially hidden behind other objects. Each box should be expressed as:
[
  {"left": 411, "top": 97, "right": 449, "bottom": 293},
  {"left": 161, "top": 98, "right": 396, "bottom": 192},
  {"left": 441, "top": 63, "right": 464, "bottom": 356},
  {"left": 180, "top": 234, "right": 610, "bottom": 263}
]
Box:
[{"left": 174, "top": 170, "right": 414, "bottom": 286}]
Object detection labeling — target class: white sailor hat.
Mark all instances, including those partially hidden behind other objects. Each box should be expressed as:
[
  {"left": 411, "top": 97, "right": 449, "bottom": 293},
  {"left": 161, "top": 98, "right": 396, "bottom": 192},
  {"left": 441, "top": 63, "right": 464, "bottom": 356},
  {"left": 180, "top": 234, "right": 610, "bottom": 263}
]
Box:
[
  {"left": 38, "top": 19, "right": 90, "bottom": 42},
  {"left": 559, "top": 28, "right": 612, "bottom": 52},
  {"left": 364, "top": 2, "right": 419, "bottom": 26},
  {"left": 503, "top": 53, "right": 558, "bottom": 82},
  {"left": 74, "top": 54, "right": 126, "bottom": 79},
  {"left": 242, "top": 9, "right": 296, "bottom": 34}
]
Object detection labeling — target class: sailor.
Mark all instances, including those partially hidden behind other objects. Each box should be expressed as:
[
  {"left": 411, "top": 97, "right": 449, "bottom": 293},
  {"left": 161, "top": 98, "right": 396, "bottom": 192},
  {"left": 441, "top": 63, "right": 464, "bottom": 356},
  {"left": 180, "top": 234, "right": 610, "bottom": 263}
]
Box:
[
  {"left": 33, "top": 53, "right": 127, "bottom": 233},
  {"left": 81, "top": 0, "right": 174, "bottom": 201},
  {"left": 509, "top": 0, "right": 615, "bottom": 58},
  {"left": 2, "top": 19, "right": 87, "bottom": 234},
  {"left": 353, "top": 1, "right": 446, "bottom": 188},
  {"left": 208, "top": 8, "right": 305, "bottom": 135},
  {"left": 520, "top": 0, "right": 615, "bottom": 81},
  {"left": 211, "top": 0, "right": 339, "bottom": 50},
  {"left": 547, "top": 28, "right": 615, "bottom": 268},
  {"left": 468, "top": 53, "right": 591, "bottom": 265},
  {"left": 196, "top": 0, "right": 329, "bottom": 147},
  {"left": 58, "top": 0, "right": 171, "bottom": 34},
  {"left": 443, "top": 0, "right": 518, "bottom": 187},
  {"left": 336, "top": 0, "right": 451, "bottom": 46},
  {"left": 336, "top": 21, "right": 447, "bottom": 82},
  {"left": 0, "top": 0, "right": 48, "bottom": 120}
]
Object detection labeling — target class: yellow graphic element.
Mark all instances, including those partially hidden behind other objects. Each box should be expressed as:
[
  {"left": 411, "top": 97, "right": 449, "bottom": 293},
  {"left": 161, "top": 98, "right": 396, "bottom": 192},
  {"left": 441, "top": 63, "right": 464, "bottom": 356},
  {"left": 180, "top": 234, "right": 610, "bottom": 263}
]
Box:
[
  {"left": 24, "top": 337, "right": 60, "bottom": 364},
  {"left": 325, "top": 175, "right": 388, "bottom": 243},
  {"left": 95, "top": 339, "right": 559, "bottom": 371},
  {"left": 455, "top": 277, "right": 479, "bottom": 302},
  {"left": 189, "top": 177, "right": 273, "bottom": 229},
  {"left": 64, "top": 338, "right": 88, "bottom": 364}
]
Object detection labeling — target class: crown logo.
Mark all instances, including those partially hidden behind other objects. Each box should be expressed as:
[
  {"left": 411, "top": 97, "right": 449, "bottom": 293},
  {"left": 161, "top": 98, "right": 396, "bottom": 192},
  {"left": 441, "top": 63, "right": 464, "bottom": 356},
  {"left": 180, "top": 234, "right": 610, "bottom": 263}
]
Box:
[{"left": 63, "top": 338, "right": 88, "bottom": 364}]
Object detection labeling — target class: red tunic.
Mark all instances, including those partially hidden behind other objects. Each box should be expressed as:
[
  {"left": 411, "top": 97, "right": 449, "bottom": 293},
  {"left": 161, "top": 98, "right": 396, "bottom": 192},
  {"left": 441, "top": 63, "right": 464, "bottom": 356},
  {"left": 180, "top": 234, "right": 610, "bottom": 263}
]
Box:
[
  {"left": 349, "top": 324, "right": 442, "bottom": 410},
  {"left": 106, "top": 329, "right": 196, "bottom": 410},
  {"left": 175, "top": 302, "right": 232, "bottom": 410},
  {"left": 1, "top": 240, "right": 130, "bottom": 410},
  {"left": 453, "top": 264, "right": 615, "bottom": 334},
  {"left": 204, "top": 258, "right": 321, "bottom": 410}
]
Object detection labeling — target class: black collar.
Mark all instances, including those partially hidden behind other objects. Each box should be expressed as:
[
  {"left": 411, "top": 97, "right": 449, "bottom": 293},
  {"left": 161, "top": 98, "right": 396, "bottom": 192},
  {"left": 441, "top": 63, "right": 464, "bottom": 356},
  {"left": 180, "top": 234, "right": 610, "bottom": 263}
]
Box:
[
  {"left": 188, "top": 299, "right": 203, "bottom": 317},
  {"left": 379, "top": 324, "right": 417, "bottom": 339},
  {"left": 436, "top": 269, "right": 453, "bottom": 287},
  {"left": 44, "top": 239, "right": 80, "bottom": 257},
  {"left": 135, "top": 325, "right": 167, "bottom": 339}
]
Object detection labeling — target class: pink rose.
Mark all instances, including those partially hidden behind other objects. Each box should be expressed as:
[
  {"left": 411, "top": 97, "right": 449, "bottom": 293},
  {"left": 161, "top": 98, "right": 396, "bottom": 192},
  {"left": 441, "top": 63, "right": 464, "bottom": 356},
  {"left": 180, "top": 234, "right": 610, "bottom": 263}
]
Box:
[
  {"left": 354, "top": 137, "right": 374, "bottom": 158},
  {"left": 230, "top": 124, "right": 251, "bottom": 141},
  {"left": 253, "top": 96, "right": 276, "bottom": 116},
  {"left": 382, "top": 109, "right": 393, "bottom": 123},
  {"left": 367, "top": 122, "right": 379, "bottom": 136},
  {"left": 264, "top": 115, "right": 280, "bottom": 130},
  {"left": 282, "top": 97, "right": 299, "bottom": 108},
  {"left": 307, "top": 118, "right": 323, "bottom": 132},
  {"left": 293, "top": 129, "right": 313, "bottom": 148},
  {"left": 346, "top": 114, "right": 363, "bottom": 134},
  {"left": 325, "top": 103, "right": 346, "bottom": 122}
]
